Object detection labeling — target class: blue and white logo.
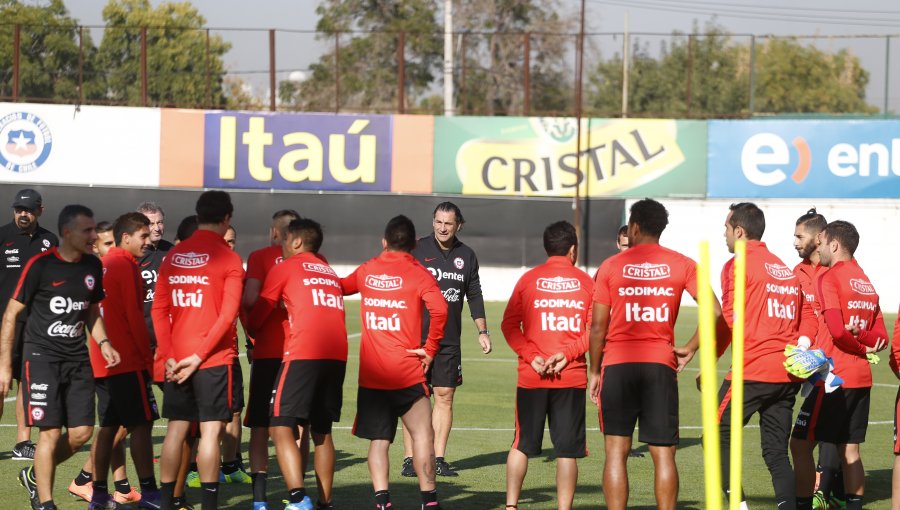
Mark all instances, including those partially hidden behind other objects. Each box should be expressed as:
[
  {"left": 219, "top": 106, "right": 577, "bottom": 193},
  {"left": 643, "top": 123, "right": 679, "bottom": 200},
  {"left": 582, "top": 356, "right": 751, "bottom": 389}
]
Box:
[{"left": 0, "top": 112, "right": 53, "bottom": 173}]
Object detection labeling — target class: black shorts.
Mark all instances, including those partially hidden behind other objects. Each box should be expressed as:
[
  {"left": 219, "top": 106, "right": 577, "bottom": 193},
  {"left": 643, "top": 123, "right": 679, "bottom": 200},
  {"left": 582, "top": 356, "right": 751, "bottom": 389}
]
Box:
[
  {"left": 792, "top": 386, "right": 870, "bottom": 445},
  {"left": 244, "top": 358, "right": 282, "bottom": 428},
  {"left": 231, "top": 357, "right": 245, "bottom": 412},
  {"left": 894, "top": 387, "right": 900, "bottom": 454},
  {"left": 512, "top": 387, "right": 586, "bottom": 458},
  {"left": 599, "top": 362, "right": 679, "bottom": 445},
  {"left": 427, "top": 344, "right": 462, "bottom": 388},
  {"left": 270, "top": 359, "right": 346, "bottom": 435},
  {"left": 352, "top": 383, "right": 430, "bottom": 442},
  {"left": 162, "top": 364, "right": 237, "bottom": 422},
  {"left": 96, "top": 370, "right": 159, "bottom": 428},
  {"left": 22, "top": 357, "right": 95, "bottom": 428},
  {"left": 12, "top": 320, "right": 24, "bottom": 381}
]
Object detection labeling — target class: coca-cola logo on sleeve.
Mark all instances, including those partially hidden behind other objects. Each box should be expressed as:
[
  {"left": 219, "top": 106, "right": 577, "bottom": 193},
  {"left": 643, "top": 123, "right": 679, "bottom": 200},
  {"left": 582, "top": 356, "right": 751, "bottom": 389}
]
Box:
[
  {"left": 365, "top": 274, "right": 402, "bottom": 291},
  {"left": 171, "top": 252, "right": 210, "bottom": 269}
]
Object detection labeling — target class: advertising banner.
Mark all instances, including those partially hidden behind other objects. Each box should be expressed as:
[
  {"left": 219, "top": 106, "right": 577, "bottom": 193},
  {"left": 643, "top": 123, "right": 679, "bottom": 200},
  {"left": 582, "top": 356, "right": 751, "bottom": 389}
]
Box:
[
  {"left": 433, "top": 117, "right": 706, "bottom": 197},
  {"left": 203, "top": 112, "right": 393, "bottom": 192},
  {"left": 708, "top": 120, "right": 900, "bottom": 198},
  {"left": 0, "top": 103, "right": 161, "bottom": 187}
]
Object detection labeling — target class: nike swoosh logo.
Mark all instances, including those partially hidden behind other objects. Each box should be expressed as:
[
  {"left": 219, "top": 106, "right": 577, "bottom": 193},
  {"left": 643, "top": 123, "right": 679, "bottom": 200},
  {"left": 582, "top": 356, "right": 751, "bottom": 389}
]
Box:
[
  {"left": 425, "top": 257, "right": 437, "bottom": 262},
  {"left": 51, "top": 280, "right": 65, "bottom": 287},
  {"left": 141, "top": 262, "right": 151, "bottom": 267},
  {"left": 4, "top": 242, "right": 13, "bottom": 246}
]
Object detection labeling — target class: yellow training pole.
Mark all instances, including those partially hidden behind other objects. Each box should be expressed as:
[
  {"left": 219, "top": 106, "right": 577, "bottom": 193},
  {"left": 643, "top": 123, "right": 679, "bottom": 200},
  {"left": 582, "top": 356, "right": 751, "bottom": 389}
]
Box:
[
  {"left": 729, "top": 239, "right": 747, "bottom": 510},
  {"left": 697, "top": 241, "right": 722, "bottom": 510}
]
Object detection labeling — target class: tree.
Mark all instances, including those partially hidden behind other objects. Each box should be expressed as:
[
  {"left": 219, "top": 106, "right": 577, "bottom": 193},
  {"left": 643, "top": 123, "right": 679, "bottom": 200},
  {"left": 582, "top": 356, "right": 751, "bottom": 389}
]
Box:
[
  {"left": 97, "top": 0, "right": 230, "bottom": 107},
  {"left": 281, "top": 0, "right": 441, "bottom": 113},
  {"left": 0, "top": 0, "right": 104, "bottom": 102}
]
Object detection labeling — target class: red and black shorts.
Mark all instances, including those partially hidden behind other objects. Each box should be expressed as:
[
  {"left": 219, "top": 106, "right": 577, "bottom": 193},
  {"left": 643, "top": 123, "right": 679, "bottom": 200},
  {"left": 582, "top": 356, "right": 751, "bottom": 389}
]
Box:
[
  {"left": 96, "top": 370, "right": 159, "bottom": 428},
  {"left": 12, "top": 320, "right": 24, "bottom": 381},
  {"left": 427, "top": 344, "right": 462, "bottom": 388},
  {"left": 244, "top": 358, "right": 282, "bottom": 428},
  {"left": 162, "top": 364, "right": 237, "bottom": 422},
  {"left": 894, "top": 387, "right": 900, "bottom": 454},
  {"left": 22, "top": 357, "right": 95, "bottom": 428},
  {"left": 352, "top": 383, "right": 430, "bottom": 442},
  {"left": 599, "top": 362, "right": 679, "bottom": 446},
  {"left": 512, "top": 387, "right": 586, "bottom": 458},
  {"left": 792, "top": 385, "right": 870, "bottom": 445},
  {"left": 270, "top": 359, "right": 346, "bottom": 435}
]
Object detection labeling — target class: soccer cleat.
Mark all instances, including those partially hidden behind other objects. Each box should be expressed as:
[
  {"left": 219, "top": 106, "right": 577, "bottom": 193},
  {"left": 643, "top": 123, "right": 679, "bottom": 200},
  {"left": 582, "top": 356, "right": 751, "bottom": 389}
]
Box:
[
  {"left": 87, "top": 493, "right": 118, "bottom": 510},
  {"left": 282, "top": 496, "right": 313, "bottom": 510},
  {"left": 435, "top": 458, "right": 458, "bottom": 477},
  {"left": 812, "top": 491, "right": 828, "bottom": 510},
  {"left": 11, "top": 440, "right": 36, "bottom": 460},
  {"left": 421, "top": 505, "right": 443, "bottom": 510},
  {"left": 138, "top": 489, "right": 161, "bottom": 509},
  {"left": 185, "top": 470, "right": 201, "bottom": 488},
  {"left": 252, "top": 502, "right": 269, "bottom": 510},
  {"left": 18, "top": 466, "right": 40, "bottom": 510},
  {"left": 316, "top": 501, "right": 334, "bottom": 510},
  {"left": 828, "top": 495, "right": 848, "bottom": 509},
  {"left": 68, "top": 479, "right": 93, "bottom": 501},
  {"left": 400, "top": 456, "right": 416, "bottom": 477},
  {"left": 113, "top": 486, "right": 142, "bottom": 504},
  {"left": 220, "top": 468, "right": 253, "bottom": 484}
]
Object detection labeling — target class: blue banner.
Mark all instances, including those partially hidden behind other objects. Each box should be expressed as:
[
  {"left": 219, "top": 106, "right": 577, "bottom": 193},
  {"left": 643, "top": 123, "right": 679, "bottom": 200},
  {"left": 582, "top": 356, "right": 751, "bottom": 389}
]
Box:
[
  {"left": 708, "top": 120, "right": 900, "bottom": 198},
  {"left": 203, "top": 112, "right": 392, "bottom": 191}
]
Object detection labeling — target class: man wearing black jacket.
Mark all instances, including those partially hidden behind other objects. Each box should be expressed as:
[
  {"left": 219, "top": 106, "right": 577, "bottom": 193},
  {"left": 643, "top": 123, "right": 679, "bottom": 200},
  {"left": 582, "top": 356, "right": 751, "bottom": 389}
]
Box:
[{"left": 400, "top": 202, "right": 492, "bottom": 478}]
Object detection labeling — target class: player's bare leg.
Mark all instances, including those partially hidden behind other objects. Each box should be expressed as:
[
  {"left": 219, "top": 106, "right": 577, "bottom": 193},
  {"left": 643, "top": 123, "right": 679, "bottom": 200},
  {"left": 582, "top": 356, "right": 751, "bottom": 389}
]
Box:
[
  {"left": 34, "top": 425, "right": 93, "bottom": 503},
  {"left": 603, "top": 434, "right": 633, "bottom": 510},
  {"left": 111, "top": 426, "right": 129, "bottom": 483},
  {"left": 221, "top": 411, "right": 242, "bottom": 465},
  {"left": 792, "top": 438, "right": 817, "bottom": 497},
  {"left": 91, "top": 426, "right": 118, "bottom": 500},
  {"left": 556, "top": 457, "right": 577, "bottom": 510},
  {"left": 891, "top": 454, "right": 900, "bottom": 510},
  {"left": 839, "top": 443, "right": 864, "bottom": 498},
  {"left": 312, "top": 432, "right": 336, "bottom": 504},
  {"left": 367, "top": 439, "right": 391, "bottom": 492},
  {"left": 173, "top": 436, "right": 194, "bottom": 502},
  {"left": 432, "top": 386, "right": 455, "bottom": 458},
  {"left": 648, "top": 445, "right": 678, "bottom": 510},
  {"left": 15, "top": 385, "right": 30, "bottom": 443},
  {"left": 505, "top": 448, "right": 529, "bottom": 508},
  {"left": 272, "top": 425, "right": 304, "bottom": 489},
  {"left": 298, "top": 425, "right": 310, "bottom": 475},
  {"left": 160, "top": 420, "right": 192, "bottom": 503},
  {"left": 401, "top": 423, "right": 414, "bottom": 460},
  {"left": 402, "top": 396, "right": 437, "bottom": 492}
]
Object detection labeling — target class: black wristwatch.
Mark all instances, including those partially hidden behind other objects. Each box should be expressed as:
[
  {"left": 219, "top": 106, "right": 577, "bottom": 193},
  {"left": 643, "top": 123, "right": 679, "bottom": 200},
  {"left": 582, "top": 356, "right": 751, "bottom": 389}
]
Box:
[{"left": 478, "top": 329, "right": 490, "bottom": 335}]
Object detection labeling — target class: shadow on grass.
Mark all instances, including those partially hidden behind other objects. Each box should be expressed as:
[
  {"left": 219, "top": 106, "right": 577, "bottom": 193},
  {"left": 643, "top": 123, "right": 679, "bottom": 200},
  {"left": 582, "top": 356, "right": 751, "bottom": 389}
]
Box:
[{"left": 865, "top": 468, "right": 891, "bottom": 505}]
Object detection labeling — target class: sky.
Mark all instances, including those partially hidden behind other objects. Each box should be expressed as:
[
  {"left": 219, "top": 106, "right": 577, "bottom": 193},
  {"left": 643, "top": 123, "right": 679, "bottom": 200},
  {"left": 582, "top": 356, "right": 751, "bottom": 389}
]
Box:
[{"left": 60, "top": 0, "right": 900, "bottom": 112}]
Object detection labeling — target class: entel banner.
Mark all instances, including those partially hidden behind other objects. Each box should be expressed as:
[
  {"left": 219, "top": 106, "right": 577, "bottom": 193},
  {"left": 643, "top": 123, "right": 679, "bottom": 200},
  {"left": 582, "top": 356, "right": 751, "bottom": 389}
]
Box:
[
  {"left": 708, "top": 120, "right": 900, "bottom": 198},
  {"left": 433, "top": 117, "right": 707, "bottom": 197}
]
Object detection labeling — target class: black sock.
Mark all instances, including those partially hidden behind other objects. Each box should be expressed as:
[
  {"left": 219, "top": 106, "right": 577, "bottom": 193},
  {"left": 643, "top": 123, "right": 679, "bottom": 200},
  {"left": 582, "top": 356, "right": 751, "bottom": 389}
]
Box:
[
  {"left": 189, "top": 461, "right": 198, "bottom": 472},
  {"left": 160, "top": 481, "right": 176, "bottom": 509},
  {"left": 421, "top": 489, "right": 438, "bottom": 505},
  {"left": 797, "top": 496, "right": 813, "bottom": 510},
  {"left": 289, "top": 487, "right": 307, "bottom": 503},
  {"left": 374, "top": 490, "right": 391, "bottom": 507},
  {"left": 845, "top": 494, "right": 862, "bottom": 510},
  {"left": 93, "top": 480, "right": 109, "bottom": 496},
  {"left": 74, "top": 470, "right": 92, "bottom": 486},
  {"left": 138, "top": 476, "right": 157, "bottom": 493},
  {"left": 113, "top": 478, "right": 130, "bottom": 494},
  {"left": 201, "top": 482, "right": 219, "bottom": 509},
  {"left": 222, "top": 459, "right": 241, "bottom": 475},
  {"left": 172, "top": 496, "right": 185, "bottom": 508},
  {"left": 251, "top": 472, "right": 267, "bottom": 502},
  {"left": 38, "top": 501, "right": 56, "bottom": 510},
  {"left": 818, "top": 467, "right": 836, "bottom": 496},
  {"left": 832, "top": 469, "right": 846, "bottom": 499}
]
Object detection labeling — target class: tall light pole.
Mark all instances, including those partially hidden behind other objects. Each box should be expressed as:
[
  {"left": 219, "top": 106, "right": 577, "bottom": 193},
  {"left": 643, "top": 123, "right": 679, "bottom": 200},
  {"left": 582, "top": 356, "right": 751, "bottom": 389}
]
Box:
[
  {"left": 574, "top": 0, "right": 586, "bottom": 264},
  {"left": 444, "top": 0, "right": 454, "bottom": 116}
]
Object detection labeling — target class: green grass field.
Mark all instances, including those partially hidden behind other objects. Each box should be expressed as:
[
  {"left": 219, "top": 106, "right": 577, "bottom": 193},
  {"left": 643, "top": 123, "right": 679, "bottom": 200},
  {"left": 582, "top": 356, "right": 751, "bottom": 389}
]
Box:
[{"left": 1, "top": 302, "right": 897, "bottom": 509}]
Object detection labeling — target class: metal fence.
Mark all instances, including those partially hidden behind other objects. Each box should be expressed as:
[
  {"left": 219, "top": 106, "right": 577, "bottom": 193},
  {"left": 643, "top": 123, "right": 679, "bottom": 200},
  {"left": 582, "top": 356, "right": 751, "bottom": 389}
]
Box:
[{"left": 1, "top": 23, "right": 898, "bottom": 117}]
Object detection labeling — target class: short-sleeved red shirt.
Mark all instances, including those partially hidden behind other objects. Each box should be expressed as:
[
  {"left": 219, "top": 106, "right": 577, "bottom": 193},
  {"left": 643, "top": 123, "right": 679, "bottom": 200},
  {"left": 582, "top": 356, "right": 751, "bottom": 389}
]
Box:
[
  {"left": 245, "top": 245, "right": 287, "bottom": 359},
  {"left": 794, "top": 259, "right": 827, "bottom": 318},
  {"left": 501, "top": 256, "right": 593, "bottom": 389},
  {"left": 816, "top": 259, "right": 880, "bottom": 388},
  {"left": 593, "top": 243, "right": 698, "bottom": 369},
  {"left": 249, "top": 251, "right": 347, "bottom": 362}
]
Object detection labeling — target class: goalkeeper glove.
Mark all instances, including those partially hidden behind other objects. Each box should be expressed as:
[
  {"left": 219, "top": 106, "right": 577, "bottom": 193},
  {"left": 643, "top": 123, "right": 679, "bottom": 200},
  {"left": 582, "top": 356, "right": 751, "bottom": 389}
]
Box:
[
  {"left": 784, "top": 347, "right": 828, "bottom": 379},
  {"left": 867, "top": 352, "right": 880, "bottom": 365}
]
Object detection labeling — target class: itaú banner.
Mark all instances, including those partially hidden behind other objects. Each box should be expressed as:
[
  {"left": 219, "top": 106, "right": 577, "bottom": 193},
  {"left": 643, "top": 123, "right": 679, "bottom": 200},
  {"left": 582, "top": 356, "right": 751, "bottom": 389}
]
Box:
[
  {"left": 0, "top": 103, "right": 160, "bottom": 187},
  {"left": 708, "top": 119, "right": 900, "bottom": 198}
]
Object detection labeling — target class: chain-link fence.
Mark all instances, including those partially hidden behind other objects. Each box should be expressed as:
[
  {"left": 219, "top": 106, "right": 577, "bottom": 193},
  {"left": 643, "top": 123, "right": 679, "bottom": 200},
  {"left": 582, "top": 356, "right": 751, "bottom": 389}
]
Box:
[{"left": 1, "top": 23, "right": 898, "bottom": 116}]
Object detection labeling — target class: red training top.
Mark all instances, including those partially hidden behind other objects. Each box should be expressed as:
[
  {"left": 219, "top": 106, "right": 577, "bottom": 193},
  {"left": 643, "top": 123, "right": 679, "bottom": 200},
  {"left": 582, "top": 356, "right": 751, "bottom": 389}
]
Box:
[
  {"left": 341, "top": 250, "right": 447, "bottom": 390},
  {"left": 794, "top": 259, "right": 828, "bottom": 318},
  {"left": 718, "top": 241, "right": 815, "bottom": 383},
  {"left": 90, "top": 247, "right": 153, "bottom": 377},
  {"left": 245, "top": 245, "right": 287, "bottom": 359},
  {"left": 152, "top": 229, "right": 245, "bottom": 370},
  {"left": 502, "top": 256, "right": 593, "bottom": 389},
  {"left": 816, "top": 259, "right": 886, "bottom": 388},
  {"left": 593, "top": 243, "right": 698, "bottom": 370},
  {"left": 249, "top": 251, "right": 347, "bottom": 361}
]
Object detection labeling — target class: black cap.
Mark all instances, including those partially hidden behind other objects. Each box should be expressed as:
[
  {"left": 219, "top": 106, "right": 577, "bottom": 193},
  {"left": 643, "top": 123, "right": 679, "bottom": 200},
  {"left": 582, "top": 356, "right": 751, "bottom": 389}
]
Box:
[{"left": 12, "top": 189, "right": 42, "bottom": 211}]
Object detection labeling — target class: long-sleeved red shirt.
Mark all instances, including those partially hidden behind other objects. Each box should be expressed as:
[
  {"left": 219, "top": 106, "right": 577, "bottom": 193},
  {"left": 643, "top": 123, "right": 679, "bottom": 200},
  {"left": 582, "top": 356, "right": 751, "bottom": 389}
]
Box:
[
  {"left": 90, "top": 247, "right": 153, "bottom": 377},
  {"left": 152, "top": 229, "right": 244, "bottom": 370},
  {"left": 244, "top": 245, "right": 287, "bottom": 359},
  {"left": 816, "top": 259, "right": 886, "bottom": 388},
  {"left": 593, "top": 244, "right": 698, "bottom": 370},
  {"left": 249, "top": 251, "right": 347, "bottom": 362},
  {"left": 890, "top": 303, "right": 900, "bottom": 374},
  {"left": 718, "top": 241, "right": 815, "bottom": 383},
  {"left": 502, "top": 256, "right": 592, "bottom": 389},
  {"left": 341, "top": 251, "right": 447, "bottom": 390}
]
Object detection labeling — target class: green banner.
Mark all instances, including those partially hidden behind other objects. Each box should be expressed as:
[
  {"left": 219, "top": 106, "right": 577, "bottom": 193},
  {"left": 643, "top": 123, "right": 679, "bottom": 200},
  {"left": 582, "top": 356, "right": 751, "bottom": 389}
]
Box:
[{"left": 433, "top": 117, "right": 707, "bottom": 197}]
